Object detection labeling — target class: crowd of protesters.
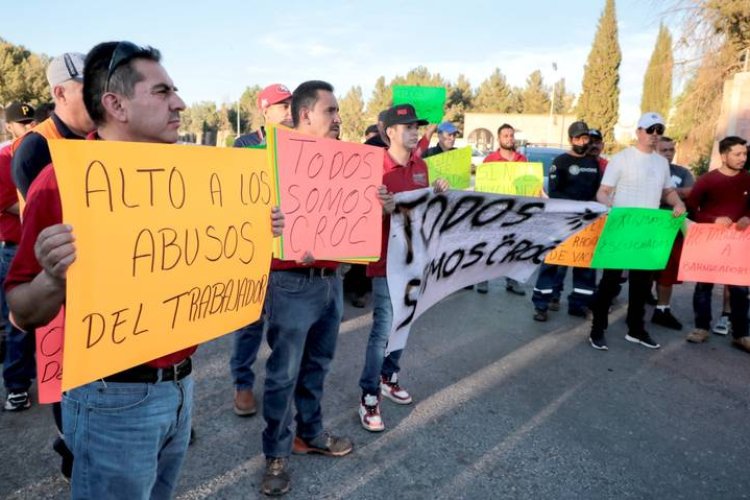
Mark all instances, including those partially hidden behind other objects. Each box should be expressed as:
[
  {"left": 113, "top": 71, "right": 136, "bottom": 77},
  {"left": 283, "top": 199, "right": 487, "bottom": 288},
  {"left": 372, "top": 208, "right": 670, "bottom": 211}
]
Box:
[{"left": 1, "top": 41, "right": 748, "bottom": 498}]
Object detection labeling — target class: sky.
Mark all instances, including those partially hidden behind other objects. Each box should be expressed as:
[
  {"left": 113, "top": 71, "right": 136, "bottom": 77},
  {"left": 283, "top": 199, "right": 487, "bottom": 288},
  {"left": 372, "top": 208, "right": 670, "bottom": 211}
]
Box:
[{"left": 3, "top": 0, "right": 684, "bottom": 129}]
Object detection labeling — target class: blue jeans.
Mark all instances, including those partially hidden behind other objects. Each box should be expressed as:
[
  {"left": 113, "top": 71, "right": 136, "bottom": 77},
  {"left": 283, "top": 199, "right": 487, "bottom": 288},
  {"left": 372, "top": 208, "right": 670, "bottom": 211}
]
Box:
[
  {"left": 62, "top": 375, "right": 193, "bottom": 500},
  {"left": 693, "top": 283, "right": 749, "bottom": 338},
  {"left": 229, "top": 319, "right": 264, "bottom": 390},
  {"left": 532, "top": 264, "right": 596, "bottom": 313},
  {"left": 1, "top": 244, "right": 36, "bottom": 392},
  {"left": 262, "top": 270, "right": 342, "bottom": 457},
  {"left": 359, "top": 277, "right": 402, "bottom": 396}
]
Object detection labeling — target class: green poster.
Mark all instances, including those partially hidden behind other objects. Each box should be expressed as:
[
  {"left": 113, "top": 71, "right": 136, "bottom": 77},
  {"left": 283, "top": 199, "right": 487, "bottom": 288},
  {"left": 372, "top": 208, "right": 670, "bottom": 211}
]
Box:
[
  {"left": 392, "top": 85, "right": 446, "bottom": 124},
  {"left": 590, "top": 207, "right": 686, "bottom": 270},
  {"left": 474, "top": 162, "right": 544, "bottom": 196},
  {"left": 424, "top": 147, "right": 472, "bottom": 190}
]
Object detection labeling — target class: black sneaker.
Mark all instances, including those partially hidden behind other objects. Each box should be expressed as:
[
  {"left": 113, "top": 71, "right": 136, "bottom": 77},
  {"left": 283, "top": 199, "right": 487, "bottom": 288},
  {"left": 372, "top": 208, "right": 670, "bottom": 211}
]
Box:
[
  {"left": 651, "top": 308, "right": 683, "bottom": 330},
  {"left": 4, "top": 391, "right": 31, "bottom": 411},
  {"left": 261, "top": 457, "right": 290, "bottom": 496},
  {"left": 533, "top": 309, "right": 548, "bottom": 322},
  {"left": 625, "top": 331, "right": 660, "bottom": 349},
  {"left": 589, "top": 336, "right": 608, "bottom": 351}
]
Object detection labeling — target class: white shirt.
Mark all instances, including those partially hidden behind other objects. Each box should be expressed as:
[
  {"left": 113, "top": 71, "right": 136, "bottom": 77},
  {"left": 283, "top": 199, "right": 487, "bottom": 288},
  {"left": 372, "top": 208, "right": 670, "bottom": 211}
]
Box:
[{"left": 601, "top": 146, "right": 673, "bottom": 208}]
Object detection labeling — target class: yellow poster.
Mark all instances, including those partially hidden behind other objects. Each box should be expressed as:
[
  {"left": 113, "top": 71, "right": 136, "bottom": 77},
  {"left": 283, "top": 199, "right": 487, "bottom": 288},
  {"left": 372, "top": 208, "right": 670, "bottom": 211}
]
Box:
[
  {"left": 49, "top": 140, "right": 274, "bottom": 390},
  {"left": 475, "top": 162, "right": 544, "bottom": 196}
]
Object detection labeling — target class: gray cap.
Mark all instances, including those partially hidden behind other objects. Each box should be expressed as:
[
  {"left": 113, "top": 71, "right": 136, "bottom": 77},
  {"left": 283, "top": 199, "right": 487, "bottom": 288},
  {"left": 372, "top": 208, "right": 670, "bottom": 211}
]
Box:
[{"left": 46, "top": 52, "right": 85, "bottom": 87}]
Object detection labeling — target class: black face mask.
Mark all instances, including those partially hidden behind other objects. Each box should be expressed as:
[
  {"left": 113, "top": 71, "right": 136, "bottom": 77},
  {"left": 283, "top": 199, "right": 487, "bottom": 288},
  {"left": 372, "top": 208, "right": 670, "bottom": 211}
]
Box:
[{"left": 572, "top": 143, "right": 589, "bottom": 155}]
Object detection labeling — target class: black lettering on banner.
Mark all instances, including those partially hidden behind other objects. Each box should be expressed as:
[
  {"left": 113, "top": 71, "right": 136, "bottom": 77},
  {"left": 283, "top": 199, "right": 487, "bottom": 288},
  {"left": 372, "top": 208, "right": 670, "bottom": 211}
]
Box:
[
  {"left": 83, "top": 304, "right": 149, "bottom": 348},
  {"left": 349, "top": 216, "right": 367, "bottom": 245},
  {"left": 330, "top": 217, "right": 347, "bottom": 247},
  {"left": 471, "top": 199, "right": 514, "bottom": 226},
  {"left": 239, "top": 221, "right": 256, "bottom": 264},
  {"left": 442, "top": 249, "right": 465, "bottom": 278},
  {"left": 314, "top": 216, "right": 327, "bottom": 250},
  {"left": 39, "top": 326, "right": 64, "bottom": 382},
  {"left": 168, "top": 167, "right": 186, "bottom": 208},
  {"left": 204, "top": 225, "right": 224, "bottom": 262},
  {"left": 289, "top": 138, "right": 316, "bottom": 174},
  {"left": 329, "top": 151, "right": 344, "bottom": 179},
  {"left": 320, "top": 188, "right": 343, "bottom": 215},
  {"left": 260, "top": 170, "right": 272, "bottom": 204},
  {"left": 343, "top": 153, "right": 361, "bottom": 178},
  {"left": 119, "top": 168, "right": 138, "bottom": 209},
  {"left": 305, "top": 189, "right": 320, "bottom": 213},
  {"left": 287, "top": 185, "right": 302, "bottom": 214},
  {"left": 420, "top": 195, "right": 448, "bottom": 245},
  {"left": 137, "top": 168, "right": 165, "bottom": 207},
  {"left": 289, "top": 217, "right": 309, "bottom": 253},
  {"left": 487, "top": 234, "right": 517, "bottom": 265},
  {"left": 462, "top": 242, "right": 487, "bottom": 268},
  {"left": 502, "top": 201, "right": 544, "bottom": 226},
  {"left": 132, "top": 229, "right": 156, "bottom": 276},
  {"left": 362, "top": 185, "right": 376, "bottom": 214},
  {"left": 341, "top": 190, "right": 359, "bottom": 214},
  {"left": 159, "top": 228, "right": 181, "bottom": 271},
  {"left": 223, "top": 225, "right": 239, "bottom": 259},
  {"left": 440, "top": 195, "right": 484, "bottom": 233},
  {"left": 85, "top": 160, "right": 114, "bottom": 211},
  {"left": 396, "top": 278, "right": 422, "bottom": 330},
  {"left": 163, "top": 276, "right": 268, "bottom": 328},
  {"left": 308, "top": 153, "right": 324, "bottom": 178},
  {"left": 209, "top": 173, "right": 223, "bottom": 206},
  {"left": 361, "top": 152, "right": 375, "bottom": 179}
]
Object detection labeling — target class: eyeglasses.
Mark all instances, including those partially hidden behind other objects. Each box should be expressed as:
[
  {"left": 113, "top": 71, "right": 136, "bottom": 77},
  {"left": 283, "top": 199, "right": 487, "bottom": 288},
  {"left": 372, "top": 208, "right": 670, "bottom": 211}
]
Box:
[
  {"left": 104, "top": 41, "right": 144, "bottom": 93},
  {"left": 644, "top": 124, "right": 665, "bottom": 135}
]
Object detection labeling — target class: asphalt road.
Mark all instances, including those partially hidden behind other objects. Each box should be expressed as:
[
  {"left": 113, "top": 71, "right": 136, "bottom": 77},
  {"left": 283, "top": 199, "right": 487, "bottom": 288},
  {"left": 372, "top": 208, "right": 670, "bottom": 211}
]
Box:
[{"left": 2, "top": 277, "right": 749, "bottom": 499}]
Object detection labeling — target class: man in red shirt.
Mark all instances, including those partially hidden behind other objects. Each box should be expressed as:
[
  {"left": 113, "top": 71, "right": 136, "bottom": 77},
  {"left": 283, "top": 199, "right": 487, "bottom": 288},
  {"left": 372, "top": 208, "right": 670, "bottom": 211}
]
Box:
[
  {"left": 357, "top": 104, "right": 447, "bottom": 433},
  {"left": 685, "top": 136, "right": 750, "bottom": 351},
  {"left": 1, "top": 102, "right": 36, "bottom": 412},
  {"left": 260, "top": 80, "right": 391, "bottom": 497},
  {"left": 477, "top": 123, "right": 527, "bottom": 295},
  {"left": 5, "top": 41, "right": 283, "bottom": 498}
]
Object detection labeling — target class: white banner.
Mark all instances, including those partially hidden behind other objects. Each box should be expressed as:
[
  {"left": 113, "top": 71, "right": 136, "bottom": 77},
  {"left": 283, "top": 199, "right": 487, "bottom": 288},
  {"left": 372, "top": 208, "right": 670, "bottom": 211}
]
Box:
[{"left": 386, "top": 189, "right": 606, "bottom": 353}]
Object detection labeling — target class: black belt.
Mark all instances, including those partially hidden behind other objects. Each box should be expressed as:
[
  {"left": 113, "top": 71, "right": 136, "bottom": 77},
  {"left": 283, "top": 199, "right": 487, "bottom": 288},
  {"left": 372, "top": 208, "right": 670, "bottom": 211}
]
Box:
[
  {"left": 0, "top": 241, "right": 17, "bottom": 248},
  {"left": 103, "top": 358, "right": 192, "bottom": 383},
  {"left": 282, "top": 267, "right": 338, "bottom": 278}
]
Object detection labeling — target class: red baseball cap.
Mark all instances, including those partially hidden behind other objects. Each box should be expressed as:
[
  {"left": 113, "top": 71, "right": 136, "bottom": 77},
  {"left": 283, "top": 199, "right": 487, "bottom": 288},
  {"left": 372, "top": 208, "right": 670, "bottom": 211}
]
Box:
[{"left": 257, "top": 84, "right": 292, "bottom": 110}]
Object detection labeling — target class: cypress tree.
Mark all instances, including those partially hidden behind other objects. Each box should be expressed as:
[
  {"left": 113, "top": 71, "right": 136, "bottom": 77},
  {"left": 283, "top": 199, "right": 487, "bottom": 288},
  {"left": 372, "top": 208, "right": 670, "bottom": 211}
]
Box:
[
  {"left": 576, "top": 0, "right": 621, "bottom": 149},
  {"left": 640, "top": 24, "right": 673, "bottom": 118}
]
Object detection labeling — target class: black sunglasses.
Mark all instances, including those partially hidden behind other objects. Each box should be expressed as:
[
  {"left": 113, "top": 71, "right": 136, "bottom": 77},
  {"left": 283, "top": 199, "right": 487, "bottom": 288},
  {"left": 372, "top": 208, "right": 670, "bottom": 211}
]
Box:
[
  {"left": 104, "top": 41, "right": 145, "bottom": 93},
  {"left": 644, "top": 124, "right": 665, "bottom": 135}
]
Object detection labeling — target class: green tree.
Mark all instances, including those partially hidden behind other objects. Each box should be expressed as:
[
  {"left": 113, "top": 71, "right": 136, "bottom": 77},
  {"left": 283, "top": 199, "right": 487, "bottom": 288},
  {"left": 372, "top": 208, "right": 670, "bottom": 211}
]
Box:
[
  {"left": 670, "top": 0, "right": 750, "bottom": 165},
  {"left": 339, "top": 86, "right": 366, "bottom": 142},
  {"left": 472, "top": 68, "right": 517, "bottom": 113},
  {"left": 520, "top": 70, "right": 551, "bottom": 113},
  {"left": 365, "top": 76, "right": 391, "bottom": 123},
  {"left": 444, "top": 74, "right": 474, "bottom": 132},
  {"left": 640, "top": 24, "right": 673, "bottom": 118},
  {"left": 552, "top": 78, "right": 576, "bottom": 114},
  {"left": 239, "top": 85, "right": 263, "bottom": 132},
  {"left": 0, "top": 38, "right": 49, "bottom": 106},
  {"left": 576, "top": 0, "right": 621, "bottom": 150}
]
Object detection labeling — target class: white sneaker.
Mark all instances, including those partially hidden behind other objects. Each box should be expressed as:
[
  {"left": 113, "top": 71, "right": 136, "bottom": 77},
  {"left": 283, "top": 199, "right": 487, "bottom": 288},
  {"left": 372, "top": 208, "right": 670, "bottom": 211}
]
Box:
[
  {"left": 380, "top": 374, "right": 413, "bottom": 405},
  {"left": 712, "top": 315, "right": 731, "bottom": 336},
  {"left": 358, "top": 394, "right": 384, "bottom": 432}
]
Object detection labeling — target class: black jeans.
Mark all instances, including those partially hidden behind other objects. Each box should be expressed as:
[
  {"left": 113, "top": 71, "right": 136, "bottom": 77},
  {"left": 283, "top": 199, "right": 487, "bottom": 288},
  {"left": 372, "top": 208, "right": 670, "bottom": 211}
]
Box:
[
  {"left": 693, "top": 283, "right": 749, "bottom": 338},
  {"left": 591, "top": 269, "right": 653, "bottom": 337}
]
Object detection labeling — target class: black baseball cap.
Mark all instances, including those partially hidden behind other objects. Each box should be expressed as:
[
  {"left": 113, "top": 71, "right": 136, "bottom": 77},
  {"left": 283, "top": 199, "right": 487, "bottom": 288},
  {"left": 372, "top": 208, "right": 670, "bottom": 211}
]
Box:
[
  {"left": 588, "top": 128, "right": 603, "bottom": 140},
  {"left": 568, "top": 121, "right": 590, "bottom": 138},
  {"left": 5, "top": 102, "right": 35, "bottom": 124},
  {"left": 382, "top": 104, "right": 428, "bottom": 129}
]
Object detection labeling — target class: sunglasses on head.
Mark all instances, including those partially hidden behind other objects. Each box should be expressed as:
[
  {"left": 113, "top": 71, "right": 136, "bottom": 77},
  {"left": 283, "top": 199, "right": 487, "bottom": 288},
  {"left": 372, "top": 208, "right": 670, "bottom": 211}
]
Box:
[
  {"left": 104, "top": 41, "right": 145, "bottom": 93},
  {"left": 644, "top": 124, "right": 665, "bottom": 135}
]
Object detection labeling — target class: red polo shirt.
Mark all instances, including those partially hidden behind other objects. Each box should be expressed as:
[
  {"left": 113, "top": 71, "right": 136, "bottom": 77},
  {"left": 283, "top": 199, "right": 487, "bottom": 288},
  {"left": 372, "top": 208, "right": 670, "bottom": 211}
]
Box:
[
  {"left": 0, "top": 145, "right": 21, "bottom": 243},
  {"left": 367, "top": 148, "right": 430, "bottom": 278},
  {"left": 5, "top": 136, "right": 195, "bottom": 369},
  {"left": 483, "top": 150, "right": 528, "bottom": 163}
]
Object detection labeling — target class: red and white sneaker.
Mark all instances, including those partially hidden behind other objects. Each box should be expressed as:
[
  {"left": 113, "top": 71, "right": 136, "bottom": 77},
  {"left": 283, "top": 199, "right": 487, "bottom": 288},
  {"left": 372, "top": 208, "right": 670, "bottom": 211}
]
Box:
[
  {"left": 380, "top": 373, "right": 412, "bottom": 405},
  {"left": 358, "top": 394, "right": 384, "bottom": 432}
]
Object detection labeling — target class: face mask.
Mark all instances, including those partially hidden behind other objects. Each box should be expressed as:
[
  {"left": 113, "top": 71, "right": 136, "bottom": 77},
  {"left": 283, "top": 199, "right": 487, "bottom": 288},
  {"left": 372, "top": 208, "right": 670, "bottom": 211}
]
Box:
[{"left": 572, "top": 143, "right": 589, "bottom": 155}]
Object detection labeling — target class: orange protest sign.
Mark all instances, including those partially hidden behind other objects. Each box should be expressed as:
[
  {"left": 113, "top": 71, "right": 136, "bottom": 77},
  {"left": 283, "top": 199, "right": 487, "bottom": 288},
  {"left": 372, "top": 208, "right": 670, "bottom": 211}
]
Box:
[
  {"left": 49, "top": 140, "right": 274, "bottom": 390},
  {"left": 677, "top": 223, "right": 750, "bottom": 286},
  {"left": 36, "top": 308, "right": 64, "bottom": 404},
  {"left": 269, "top": 126, "right": 384, "bottom": 261},
  {"left": 544, "top": 215, "right": 607, "bottom": 267}
]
